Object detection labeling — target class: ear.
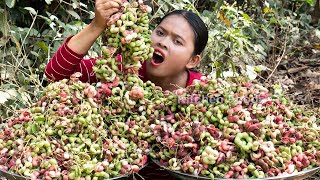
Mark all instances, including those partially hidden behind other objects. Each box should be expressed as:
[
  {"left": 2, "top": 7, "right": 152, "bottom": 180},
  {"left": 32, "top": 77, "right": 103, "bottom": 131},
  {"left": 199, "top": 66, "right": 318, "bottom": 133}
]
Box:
[{"left": 186, "top": 55, "right": 201, "bottom": 69}]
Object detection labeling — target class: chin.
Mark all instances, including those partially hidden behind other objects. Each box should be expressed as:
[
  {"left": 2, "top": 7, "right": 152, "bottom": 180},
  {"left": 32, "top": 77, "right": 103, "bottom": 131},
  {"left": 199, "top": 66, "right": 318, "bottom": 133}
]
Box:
[
  {"left": 147, "top": 68, "right": 164, "bottom": 78},
  {"left": 146, "top": 65, "right": 164, "bottom": 78},
  {"left": 146, "top": 60, "right": 172, "bottom": 77}
]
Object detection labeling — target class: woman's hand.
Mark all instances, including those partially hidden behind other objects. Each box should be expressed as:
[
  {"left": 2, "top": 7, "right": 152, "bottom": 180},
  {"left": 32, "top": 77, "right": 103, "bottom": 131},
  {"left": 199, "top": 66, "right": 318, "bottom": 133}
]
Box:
[
  {"left": 66, "top": 0, "right": 123, "bottom": 55},
  {"left": 92, "top": 0, "right": 123, "bottom": 30}
]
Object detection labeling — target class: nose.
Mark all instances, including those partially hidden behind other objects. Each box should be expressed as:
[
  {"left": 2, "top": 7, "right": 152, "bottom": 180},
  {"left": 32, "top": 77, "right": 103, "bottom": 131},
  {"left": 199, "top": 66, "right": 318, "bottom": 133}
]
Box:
[{"left": 157, "top": 37, "right": 168, "bottom": 50}]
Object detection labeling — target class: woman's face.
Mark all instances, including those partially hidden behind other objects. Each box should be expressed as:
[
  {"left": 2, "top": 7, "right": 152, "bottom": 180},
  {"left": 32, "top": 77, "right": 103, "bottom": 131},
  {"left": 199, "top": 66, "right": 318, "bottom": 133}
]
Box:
[{"left": 147, "top": 15, "right": 196, "bottom": 78}]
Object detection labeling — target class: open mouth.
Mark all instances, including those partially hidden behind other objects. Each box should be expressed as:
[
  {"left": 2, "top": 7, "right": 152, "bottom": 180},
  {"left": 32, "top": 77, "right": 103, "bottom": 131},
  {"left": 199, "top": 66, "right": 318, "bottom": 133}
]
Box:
[{"left": 151, "top": 50, "right": 165, "bottom": 66}]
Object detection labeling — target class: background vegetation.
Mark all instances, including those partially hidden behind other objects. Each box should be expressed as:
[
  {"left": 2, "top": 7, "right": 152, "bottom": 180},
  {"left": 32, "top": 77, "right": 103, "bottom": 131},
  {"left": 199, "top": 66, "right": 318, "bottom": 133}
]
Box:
[{"left": 0, "top": 0, "right": 319, "bottom": 116}]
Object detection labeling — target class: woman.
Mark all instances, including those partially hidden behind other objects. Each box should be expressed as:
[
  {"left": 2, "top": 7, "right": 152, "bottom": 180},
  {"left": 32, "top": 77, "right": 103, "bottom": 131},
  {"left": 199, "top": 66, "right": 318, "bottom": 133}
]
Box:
[
  {"left": 45, "top": 0, "right": 208, "bottom": 92},
  {"left": 45, "top": 1, "right": 208, "bottom": 178}
]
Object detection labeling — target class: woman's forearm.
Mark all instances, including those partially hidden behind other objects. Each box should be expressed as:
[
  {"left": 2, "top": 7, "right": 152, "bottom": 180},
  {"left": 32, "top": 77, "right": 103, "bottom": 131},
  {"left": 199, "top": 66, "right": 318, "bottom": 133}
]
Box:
[{"left": 67, "top": 21, "right": 105, "bottom": 55}]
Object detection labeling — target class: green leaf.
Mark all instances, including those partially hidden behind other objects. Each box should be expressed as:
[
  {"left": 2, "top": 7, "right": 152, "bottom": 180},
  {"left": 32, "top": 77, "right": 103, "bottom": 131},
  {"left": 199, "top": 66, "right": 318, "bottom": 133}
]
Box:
[
  {"left": 241, "top": 13, "right": 251, "bottom": 22},
  {"left": 34, "top": 42, "right": 49, "bottom": 53},
  {"left": 304, "top": 0, "right": 315, "bottom": 5},
  {"left": 0, "top": 91, "right": 9, "bottom": 103},
  {"left": 314, "top": 29, "right": 320, "bottom": 39},
  {"left": 0, "top": 38, "right": 8, "bottom": 47},
  {"left": 66, "top": 10, "right": 81, "bottom": 20},
  {"left": 24, "top": 7, "right": 37, "bottom": 15},
  {"left": 20, "top": 91, "right": 32, "bottom": 104},
  {"left": 245, "top": 65, "right": 257, "bottom": 80},
  {"left": 5, "top": 0, "right": 16, "bottom": 8},
  {"left": 270, "top": 17, "right": 277, "bottom": 24},
  {"left": 214, "top": 0, "right": 224, "bottom": 13},
  {"left": 254, "top": 65, "right": 267, "bottom": 72},
  {"left": 6, "top": 89, "right": 18, "bottom": 99},
  {"left": 0, "top": 96, "right": 7, "bottom": 104},
  {"left": 232, "top": 29, "right": 240, "bottom": 34}
]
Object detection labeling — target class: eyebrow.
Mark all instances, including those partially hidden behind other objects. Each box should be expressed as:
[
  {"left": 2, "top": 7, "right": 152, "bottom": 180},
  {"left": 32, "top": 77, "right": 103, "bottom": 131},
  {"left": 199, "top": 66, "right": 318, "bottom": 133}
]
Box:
[{"left": 157, "top": 26, "right": 186, "bottom": 43}]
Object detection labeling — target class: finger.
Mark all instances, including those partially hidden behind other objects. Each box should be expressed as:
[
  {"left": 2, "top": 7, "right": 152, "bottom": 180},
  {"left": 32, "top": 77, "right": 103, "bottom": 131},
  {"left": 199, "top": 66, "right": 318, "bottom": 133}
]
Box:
[
  {"left": 111, "top": 0, "right": 123, "bottom": 6},
  {"left": 104, "top": 8, "right": 120, "bottom": 19},
  {"left": 102, "top": 1, "right": 121, "bottom": 9},
  {"left": 102, "top": 1, "right": 121, "bottom": 8},
  {"left": 96, "top": 0, "right": 120, "bottom": 10}
]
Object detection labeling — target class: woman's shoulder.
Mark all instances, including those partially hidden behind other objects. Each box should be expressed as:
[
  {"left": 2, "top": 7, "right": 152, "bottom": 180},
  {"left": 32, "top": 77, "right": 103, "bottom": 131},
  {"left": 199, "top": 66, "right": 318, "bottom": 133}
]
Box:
[{"left": 187, "top": 69, "right": 204, "bottom": 87}]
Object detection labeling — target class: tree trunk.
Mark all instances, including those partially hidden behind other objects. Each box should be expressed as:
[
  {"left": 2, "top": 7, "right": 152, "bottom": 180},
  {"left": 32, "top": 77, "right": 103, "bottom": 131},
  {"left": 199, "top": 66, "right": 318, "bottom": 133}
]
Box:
[{"left": 311, "top": 0, "right": 320, "bottom": 24}]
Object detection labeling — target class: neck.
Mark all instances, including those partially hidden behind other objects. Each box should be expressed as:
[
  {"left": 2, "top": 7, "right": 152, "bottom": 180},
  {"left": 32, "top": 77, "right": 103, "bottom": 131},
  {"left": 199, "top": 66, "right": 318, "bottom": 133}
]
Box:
[{"left": 147, "top": 70, "right": 189, "bottom": 91}]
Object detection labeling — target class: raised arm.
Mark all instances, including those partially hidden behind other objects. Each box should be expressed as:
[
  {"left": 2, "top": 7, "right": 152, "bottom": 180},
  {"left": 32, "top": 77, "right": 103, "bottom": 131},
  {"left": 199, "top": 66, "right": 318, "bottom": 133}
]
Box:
[
  {"left": 44, "top": 0, "right": 122, "bottom": 82},
  {"left": 67, "top": 0, "right": 122, "bottom": 54}
]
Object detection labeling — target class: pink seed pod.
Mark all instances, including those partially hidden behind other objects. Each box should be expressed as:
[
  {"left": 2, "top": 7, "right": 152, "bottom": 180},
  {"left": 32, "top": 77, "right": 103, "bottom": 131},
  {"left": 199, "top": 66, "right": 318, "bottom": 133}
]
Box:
[
  {"left": 0, "top": 165, "right": 8, "bottom": 171},
  {"left": 95, "top": 162, "right": 104, "bottom": 172},
  {"left": 107, "top": 13, "right": 123, "bottom": 26},
  {"left": 132, "top": 165, "right": 140, "bottom": 172}
]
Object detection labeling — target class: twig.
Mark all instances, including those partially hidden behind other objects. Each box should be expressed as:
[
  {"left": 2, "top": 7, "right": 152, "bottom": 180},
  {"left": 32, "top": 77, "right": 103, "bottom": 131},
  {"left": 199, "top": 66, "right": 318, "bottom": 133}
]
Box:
[
  {"left": 265, "top": 38, "right": 287, "bottom": 82},
  {"left": 20, "top": 13, "right": 38, "bottom": 57}
]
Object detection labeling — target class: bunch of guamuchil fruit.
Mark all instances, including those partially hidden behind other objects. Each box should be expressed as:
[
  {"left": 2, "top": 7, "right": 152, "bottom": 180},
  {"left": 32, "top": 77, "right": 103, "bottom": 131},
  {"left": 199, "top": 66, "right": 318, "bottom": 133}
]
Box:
[
  {"left": 149, "top": 76, "right": 320, "bottom": 179},
  {"left": 0, "top": 1, "right": 156, "bottom": 179},
  {"left": 0, "top": 0, "right": 319, "bottom": 180}
]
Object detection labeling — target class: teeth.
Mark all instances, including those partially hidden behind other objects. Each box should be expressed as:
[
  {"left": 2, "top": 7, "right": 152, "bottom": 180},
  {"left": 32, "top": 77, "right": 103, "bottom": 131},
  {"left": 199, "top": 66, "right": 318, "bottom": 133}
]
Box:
[{"left": 154, "top": 52, "right": 163, "bottom": 57}]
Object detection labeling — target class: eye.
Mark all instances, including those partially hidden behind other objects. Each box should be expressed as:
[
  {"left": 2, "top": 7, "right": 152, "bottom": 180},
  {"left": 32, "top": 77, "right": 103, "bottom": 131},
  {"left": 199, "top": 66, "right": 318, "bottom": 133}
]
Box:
[
  {"left": 156, "top": 29, "right": 164, "bottom": 36},
  {"left": 174, "top": 39, "right": 183, "bottom": 45}
]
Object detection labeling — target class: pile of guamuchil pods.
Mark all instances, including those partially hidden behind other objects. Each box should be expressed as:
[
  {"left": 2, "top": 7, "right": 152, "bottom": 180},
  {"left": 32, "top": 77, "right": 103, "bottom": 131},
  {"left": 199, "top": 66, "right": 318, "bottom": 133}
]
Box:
[
  {"left": 148, "top": 76, "right": 320, "bottom": 179},
  {"left": 0, "top": 0, "right": 158, "bottom": 179},
  {"left": 0, "top": 0, "right": 319, "bottom": 179},
  {"left": 0, "top": 71, "right": 162, "bottom": 179}
]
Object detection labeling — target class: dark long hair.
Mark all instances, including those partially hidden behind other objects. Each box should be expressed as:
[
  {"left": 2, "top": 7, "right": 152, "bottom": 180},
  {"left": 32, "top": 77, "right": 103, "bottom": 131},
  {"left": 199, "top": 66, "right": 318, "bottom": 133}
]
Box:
[{"left": 158, "top": 10, "right": 209, "bottom": 56}]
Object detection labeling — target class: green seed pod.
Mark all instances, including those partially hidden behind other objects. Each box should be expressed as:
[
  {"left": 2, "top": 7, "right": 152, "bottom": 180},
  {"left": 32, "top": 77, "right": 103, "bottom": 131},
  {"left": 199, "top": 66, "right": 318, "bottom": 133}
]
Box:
[
  {"left": 111, "top": 64, "right": 118, "bottom": 71},
  {"left": 139, "top": 44, "right": 146, "bottom": 50},
  {"left": 129, "top": 42, "right": 136, "bottom": 47},
  {"left": 125, "top": 21, "right": 134, "bottom": 27},
  {"left": 132, "top": 24, "right": 138, "bottom": 29},
  {"left": 129, "top": 13, "right": 135, "bottom": 21},
  {"left": 113, "top": 37, "right": 120, "bottom": 43},
  {"left": 116, "top": 20, "right": 122, "bottom": 27},
  {"left": 142, "top": 54, "right": 148, "bottom": 60},
  {"left": 110, "top": 27, "right": 119, "bottom": 33},
  {"left": 121, "top": 14, "right": 127, "bottom": 21},
  {"left": 147, "top": 52, "right": 153, "bottom": 59},
  {"left": 135, "top": 40, "right": 143, "bottom": 46},
  {"left": 108, "top": 38, "right": 113, "bottom": 44},
  {"left": 140, "top": 26, "right": 148, "bottom": 32},
  {"left": 133, "top": 47, "right": 140, "bottom": 52},
  {"left": 95, "top": 59, "right": 102, "bottom": 66},
  {"left": 120, "top": 26, "right": 126, "bottom": 33},
  {"left": 121, "top": 46, "right": 127, "bottom": 51},
  {"left": 145, "top": 43, "right": 151, "bottom": 48},
  {"left": 111, "top": 43, "right": 119, "bottom": 48},
  {"left": 132, "top": 1, "right": 139, "bottom": 8},
  {"left": 134, "top": 27, "right": 140, "bottom": 33},
  {"left": 142, "top": 19, "right": 149, "bottom": 24}
]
